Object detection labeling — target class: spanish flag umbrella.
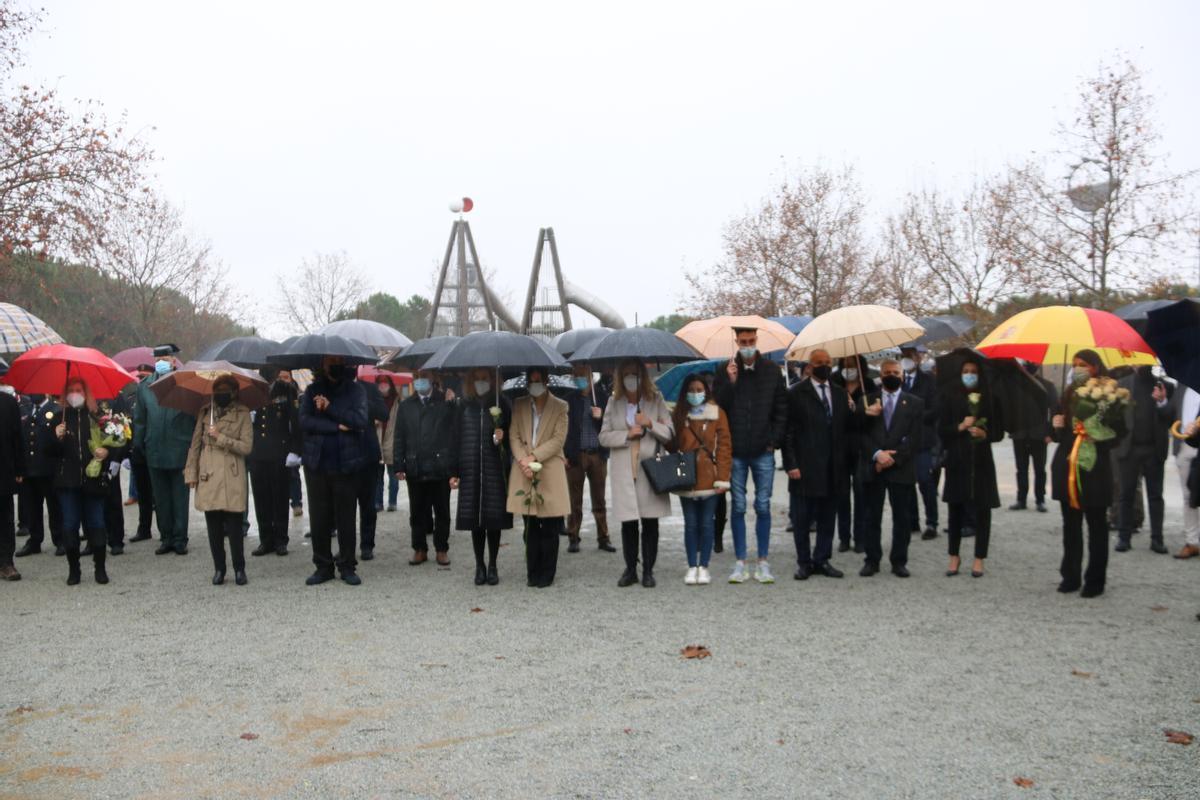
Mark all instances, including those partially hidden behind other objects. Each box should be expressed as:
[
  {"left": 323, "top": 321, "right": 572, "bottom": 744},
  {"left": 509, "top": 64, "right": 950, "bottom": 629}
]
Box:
[{"left": 976, "top": 306, "right": 1156, "bottom": 368}]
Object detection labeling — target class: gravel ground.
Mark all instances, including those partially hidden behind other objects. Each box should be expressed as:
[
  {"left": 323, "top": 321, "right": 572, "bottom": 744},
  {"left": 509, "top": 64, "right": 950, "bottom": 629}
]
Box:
[{"left": 2, "top": 444, "right": 1198, "bottom": 799}]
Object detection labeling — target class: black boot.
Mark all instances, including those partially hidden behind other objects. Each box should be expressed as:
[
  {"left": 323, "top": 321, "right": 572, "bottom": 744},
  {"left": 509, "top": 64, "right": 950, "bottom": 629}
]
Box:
[
  {"left": 472, "top": 530, "right": 487, "bottom": 585},
  {"left": 88, "top": 531, "right": 109, "bottom": 583},
  {"left": 641, "top": 527, "right": 658, "bottom": 588},
  {"left": 66, "top": 549, "right": 81, "bottom": 585},
  {"left": 618, "top": 525, "right": 639, "bottom": 587}
]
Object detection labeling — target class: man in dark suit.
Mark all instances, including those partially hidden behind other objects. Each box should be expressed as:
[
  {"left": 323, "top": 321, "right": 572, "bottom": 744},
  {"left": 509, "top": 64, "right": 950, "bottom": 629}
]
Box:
[
  {"left": 354, "top": 379, "right": 390, "bottom": 561},
  {"left": 859, "top": 358, "right": 924, "bottom": 577},
  {"left": 1008, "top": 361, "right": 1057, "bottom": 512},
  {"left": 15, "top": 394, "right": 62, "bottom": 557},
  {"left": 564, "top": 365, "right": 614, "bottom": 553},
  {"left": 0, "top": 386, "right": 26, "bottom": 581},
  {"left": 1115, "top": 366, "right": 1172, "bottom": 554},
  {"left": 900, "top": 345, "right": 939, "bottom": 539},
  {"left": 393, "top": 368, "right": 457, "bottom": 566},
  {"left": 782, "top": 349, "right": 850, "bottom": 579}
]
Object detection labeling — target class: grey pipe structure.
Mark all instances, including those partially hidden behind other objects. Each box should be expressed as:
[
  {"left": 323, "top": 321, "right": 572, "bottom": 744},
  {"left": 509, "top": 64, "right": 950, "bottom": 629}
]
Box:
[{"left": 562, "top": 280, "right": 626, "bottom": 330}]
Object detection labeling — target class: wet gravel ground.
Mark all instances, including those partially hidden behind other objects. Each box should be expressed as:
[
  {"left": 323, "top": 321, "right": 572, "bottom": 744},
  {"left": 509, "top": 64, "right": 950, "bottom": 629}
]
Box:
[{"left": 2, "top": 443, "right": 1198, "bottom": 799}]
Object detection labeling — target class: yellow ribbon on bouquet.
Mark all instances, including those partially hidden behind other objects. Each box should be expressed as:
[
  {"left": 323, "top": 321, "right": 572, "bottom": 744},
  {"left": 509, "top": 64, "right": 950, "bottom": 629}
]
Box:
[{"left": 1067, "top": 421, "right": 1087, "bottom": 511}]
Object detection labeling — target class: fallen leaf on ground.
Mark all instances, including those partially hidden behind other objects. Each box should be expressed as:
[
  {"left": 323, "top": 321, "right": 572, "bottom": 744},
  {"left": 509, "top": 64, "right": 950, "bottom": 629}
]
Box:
[
  {"left": 1164, "top": 729, "right": 1194, "bottom": 745},
  {"left": 1013, "top": 777, "right": 1034, "bottom": 788},
  {"left": 239, "top": 732, "right": 259, "bottom": 741},
  {"left": 419, "top": 663, "right": 448, "bottom": 668},
  {"left": 9, "top": 705, "right": 33, "bottom": 715},
  {"left": 776, "top": 739, "right": 785, "bottom": 745},
  {"left": 1070, "top": 669, "right": 1093, "bottom": 678},
  {"left": 623, "top": 728, "right": 633, "bottom": 734},
  {"left": 494, "top": 656, "right": 505, "bottom": 660},
  {"left": 681, "top": 645, "right": 711, "bottom": 660},
  {"left": 1150, "top": 605, "right": 1168, "bottom": 612},
  {"left": 470, "top": 607, "right": 484, "bottom": 613}
]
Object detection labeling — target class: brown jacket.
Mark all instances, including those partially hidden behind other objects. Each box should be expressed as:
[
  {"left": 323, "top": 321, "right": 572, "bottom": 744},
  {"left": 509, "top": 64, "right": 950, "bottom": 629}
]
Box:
[
  {"left": 184, "top": 402, "right": 253, "bottom": 513},
  {"left": 671, "top": 401, "right": 732, "bottom": 498},
  {"left": 506, "top": 394, "right": 570, "bottom": 518}
]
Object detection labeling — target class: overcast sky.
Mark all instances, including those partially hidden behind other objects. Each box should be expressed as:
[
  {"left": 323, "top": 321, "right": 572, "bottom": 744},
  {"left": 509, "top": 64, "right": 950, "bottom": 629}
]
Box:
[{"left": 21, "top": 1, "right": 1200, "bottom": 337}]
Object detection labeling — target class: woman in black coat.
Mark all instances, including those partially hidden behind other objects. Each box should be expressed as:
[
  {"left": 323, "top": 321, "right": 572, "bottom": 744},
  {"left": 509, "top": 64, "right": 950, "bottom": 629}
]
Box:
[
  {"left": 833, "top": 354, "right": 870, "bottom": 553},
  {"left": 938, "top": 356, "right": 1003, "bottom": 577},
  {"left": 1050, "top": 349, "right": 1127, "bottom": 598},
  {"left": 249, "top": 377, "right": 302, "bottom": 557},
  {"left": 450, "top": 368, "right": 512, "bottom": 586},
  {"left": 52, "top": 377, "right": 127, "bottom": 586}
]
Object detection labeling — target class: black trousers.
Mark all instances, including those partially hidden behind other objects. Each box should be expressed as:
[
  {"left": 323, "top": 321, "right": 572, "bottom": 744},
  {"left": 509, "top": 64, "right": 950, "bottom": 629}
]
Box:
[
  {"left": 525, "top": 516, "right": 562, "bottom": 586},
  {"left": 863, "top": 479, "right": 914, "bottom": 568},
  {"left": 1061, "top": 504, "right": 1108, "bottom": 591},
  {"left": 714, "top": 493, "right": 727, "bottom": 549},
  {"left": 905, "top": 449, "right": 939, "bottom": 530},
  {"left": 407, "top": 478, "right": 450, "bottom": 553},
  {"left": 0, "top": 491, "right": 14, "bottom": 567},
  {"left": 1012, "top": 438, "right": 1047, "bottom": 504},
  {"left": 1117, "top": 445, "right": 1165, "bottom": 540},
  {"left": 472, "top": 528, "right": 501, "bottom": 568},
  {"left": 130, "top": 458, "right": 154, "bottom": 537},
  {"left": 948, "top": 502, "right": 991, "bottom": 559},
  {"left": 21, "top": 475, "right": 62, "bottom": 547},
  {"left": 837, "top": 464, "right": 865, "bottom": 547},
  {"left": 205, "top": 510, "right": 245, "bottom": 573},
  {"left": 792, "top": 494, "right": 837, "bottom": 566},
  {"left": 620, "top": 518, "right": 659, "bottom": 575},
  {"left": 250, "top": 461, "right": 291, "bottom": 550},
  {"left": 305, "top": 468, "right": 358, "bottom": 577},
  {"left": 357, "top": 465, "right": 379, "bottom": 551},
  {"left": 104, "top": 471, "right": 125, "bottom": 547}
]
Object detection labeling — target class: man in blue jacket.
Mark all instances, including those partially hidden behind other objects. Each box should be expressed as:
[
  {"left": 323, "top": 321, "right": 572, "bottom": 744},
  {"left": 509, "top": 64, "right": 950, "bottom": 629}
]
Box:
[{"left": 133, "top": 348, "right": 195, "bottom": 556}]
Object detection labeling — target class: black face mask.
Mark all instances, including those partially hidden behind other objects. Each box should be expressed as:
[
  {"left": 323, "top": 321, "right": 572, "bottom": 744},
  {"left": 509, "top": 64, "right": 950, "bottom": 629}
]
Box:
[
  {"left": 325, "top": 364, "right": 346, "bottom": 382},
  {"left": 881, "top": 374, "right": 903, "bottom": 392},
  {"left": 811, "top": 364, "right": 831, "bottom": 381},
  {"left": 1136, "top": 366, "right": 1155, "bottom": 384},
  {"left": 214, "top": 392, "right": 233, "bottom": 408}
]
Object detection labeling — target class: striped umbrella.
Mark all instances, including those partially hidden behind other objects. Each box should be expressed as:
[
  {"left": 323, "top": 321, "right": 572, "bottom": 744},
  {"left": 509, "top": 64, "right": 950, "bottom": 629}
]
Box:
[
  {"left": 0, "top": 302, "right": 64, "bottom": 353},
  {"left": 976, "top": 306, "right": 1156, "bottom": 368}
]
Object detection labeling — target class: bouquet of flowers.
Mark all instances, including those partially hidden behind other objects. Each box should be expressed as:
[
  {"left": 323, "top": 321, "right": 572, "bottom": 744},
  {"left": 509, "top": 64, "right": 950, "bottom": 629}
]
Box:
[
  {"left": 1067, "top": 376, "right": 1131, "bottom": 507},
  {"left": 86, "top": 411, "right": 132, "bottom": 478},
  {"left": 966, "top": 392, "right": 987, "bottom": 443}
]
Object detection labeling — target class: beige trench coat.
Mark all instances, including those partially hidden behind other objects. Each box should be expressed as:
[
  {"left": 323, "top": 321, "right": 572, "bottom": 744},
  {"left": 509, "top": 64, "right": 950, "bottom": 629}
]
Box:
[
  {"left": 598, "top": 391, "right": 674, "bottom": 522},
  {"left": 184, "top": 402, "right": 253, "bottom": 513},
  {"left": 506, "top": 394, "right": 570, "bottom": 518}
]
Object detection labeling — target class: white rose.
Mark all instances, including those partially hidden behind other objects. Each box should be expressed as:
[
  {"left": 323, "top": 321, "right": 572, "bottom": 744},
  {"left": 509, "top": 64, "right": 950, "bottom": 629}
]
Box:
[{"left": 529, "top": 462, "right": 543, "bottom": 473}]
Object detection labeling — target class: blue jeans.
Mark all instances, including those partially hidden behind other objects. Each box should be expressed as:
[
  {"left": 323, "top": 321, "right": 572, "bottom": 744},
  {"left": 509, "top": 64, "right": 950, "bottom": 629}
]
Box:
[
  {"left": 289, "top": 466, "right": 303, "bottom": 507},
  {"left": 59, "top": 488, "right": 106, "bottom": 548},
  {"left": 730, "top": 452, "right": 775, "bottom": 560},
  {"left": 374, "top": 465, "right": 400, "bottom": 508},
  {"left": 680, "top": 494, "right": 719, "bottom": 568}
]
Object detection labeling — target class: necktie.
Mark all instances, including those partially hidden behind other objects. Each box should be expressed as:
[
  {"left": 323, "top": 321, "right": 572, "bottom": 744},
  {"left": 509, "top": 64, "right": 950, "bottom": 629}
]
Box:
[
  {"left": 904, "top": 374, "right": 912, "bottom": 391},
  {"left": 819, "top": 383, "right": 831, "bottom": 421},
  {"left": 884, "top": 393, "right": 895, "bottom": 430}
]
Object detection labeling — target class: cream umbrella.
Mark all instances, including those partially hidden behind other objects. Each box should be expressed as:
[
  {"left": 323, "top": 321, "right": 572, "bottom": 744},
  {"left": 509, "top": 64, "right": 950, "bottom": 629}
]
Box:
[
  {"left": 785, "top": 305, "right": 924, "bottom": 360},
  {"left": 675, "top": 315, "right": 795, "bottom": 359}
]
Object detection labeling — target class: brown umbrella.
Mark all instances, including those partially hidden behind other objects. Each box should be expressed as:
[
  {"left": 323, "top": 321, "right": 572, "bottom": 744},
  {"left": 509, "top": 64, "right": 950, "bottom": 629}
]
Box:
[{"left": 149, "top": 360, "right": 270, "bottom": 417}]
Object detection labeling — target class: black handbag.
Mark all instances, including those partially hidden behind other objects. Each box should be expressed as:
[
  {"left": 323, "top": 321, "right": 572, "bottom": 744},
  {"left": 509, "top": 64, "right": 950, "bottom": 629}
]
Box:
[{"left": 640, "top": 447, "right": 697, "bottom": 494}]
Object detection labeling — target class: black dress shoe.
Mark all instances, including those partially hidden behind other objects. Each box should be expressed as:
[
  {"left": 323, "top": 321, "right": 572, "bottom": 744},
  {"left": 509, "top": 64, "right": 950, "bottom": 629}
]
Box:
[
  {"left": 713, "top": 539, "right": 723, "bottom": 554},
  {"left": 921, "top": 527, "right": 937, "bottom": 540},
  {"left": 94, "top": 566, "right": 108, "bottom": 584},
  {"left": 567, "top": 539, "right": 580, "bottom": 553},
  {"left": 14, "top": 542, "right": 41, "bottom": 557},
  {"left": 785, "top": 523, "right": 794, "bottom": 533},
  {"left": 251, "top": 545, "right": 272, "bottom": 557},
  {"left": 486, "top": 566, "right": 499, "bottom": 585},
  {"left": 1114, "top": 538, "right": 1131, "bottom": 552},
  {"left": 305, "top": 571, "right": 334, "bottom": 586},
  {"left": 234, "top": 570, "right": 248, "bottom": 586},
  {"left": 55, "top": 545, "right": 65, "bottom": 556},
  {"left": 1057, "top": 581, "right": 1080, "bottom": 593},
  {"left": 1035, "top": 502, "right": 1048, "bottom": 513},
  {"left": 815, "top": 562, "right": 844, "bottom": 578},
  {"left": 859, "top": 562, "right": 879, "bottom": 577},
  {"left": 129, "top": 531, "right": 151, "bottom": 542},
  {"left": 475, "top": 565, "right": 487, "bottom": 585},
  {"left": 598, "top": 539, "right": 616, "bottom": 553},
  {"left": 174, "top": 545, "right": 188, "bottom": 555},
  {"left": 853, "top": 542, "right": 864, "bottom": 554},
  {"left": 1008, "top": 501, "right": 1027, "bottom": 511},
  {"left": 641, "top": 572, "right": 656, "bottom": 588},
  {"left": 891, "top": 565, "right": 911, "bottom": 578},
  {"left": 1150, "top": 540, "right": 1168, "bottom": 554},
  {"left": 212, "top": 570, "right": 226, "bottom": 585},
  {"left": 617, "top": 569, "right": 639, "bottom": 587},
  {"left": 109, "top": 544, "right": 124, "bottom": 556},
  {"left": 276, "top": 545, "right": 288, "bottom": 556},
  {"left": 837, "top": 541, "right": 850, "bottom": 553},
  {"left": 155, "top": 543, "right": 173, "bottom": 555},
  {"left": 341, "top": 573, "right": 362, "bottom": 586},
  {"left": 360, "top": 548, "right": 374, "bottom": 561},
  {"left": 1080, "top": 585, "right": 1104, "bottom": 598},
  {"left": 16, "top": 525, "right": 29, "bottom": 537},
  {"left": 793, "top": 563, "right": 812, "bottom": 580}
]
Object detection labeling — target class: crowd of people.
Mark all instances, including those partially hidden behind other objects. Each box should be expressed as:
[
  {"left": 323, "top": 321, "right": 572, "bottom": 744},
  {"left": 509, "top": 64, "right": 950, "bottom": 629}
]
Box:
[{"left": 1, "top": 324, "right": 1197, "bottom": 599}]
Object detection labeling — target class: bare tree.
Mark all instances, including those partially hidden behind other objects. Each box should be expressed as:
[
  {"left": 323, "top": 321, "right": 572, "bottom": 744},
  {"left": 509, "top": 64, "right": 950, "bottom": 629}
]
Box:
[
  {"left": 872, "top": 217, "right": 940, "bottom": 319},
  {"left": 275, "top": 250, "right": 368, "bottom": 333},
  {"left": 1008, "top": 57, "right": 1196, "bottom": 305}
]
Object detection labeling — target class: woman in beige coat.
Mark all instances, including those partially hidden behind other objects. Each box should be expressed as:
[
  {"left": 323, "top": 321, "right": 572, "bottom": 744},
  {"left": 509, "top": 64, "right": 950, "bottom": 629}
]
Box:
[
  {"left": 506, "top": 367, "right": 569, "bottom": 588},
  {"left": 185, "top": 376, "right": 254, "bottom": 586},
  {"left": 599, "top": 359, "right": 674, "bottom": 588}
]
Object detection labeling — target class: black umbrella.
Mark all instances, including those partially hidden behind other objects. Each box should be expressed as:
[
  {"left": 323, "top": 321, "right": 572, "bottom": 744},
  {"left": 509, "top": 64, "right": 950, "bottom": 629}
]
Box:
[
  {"left": 386, "top": 335, "right": 461, "bottom": 370},
  {"left": 265, "top": 334, "right": 379, "bottom": 369},
  {"left": 568, "top": 326, "right": 702, "bottom": 367},
  {"left": 1145, "top": 299, "right": 1200, "bottom": 392},
  {"left": 551, "top": 327, "right": 613, "bottom": 358},
  {"left": 421, "top": 330, "right": 568, "bottom": 372},
  {"left": 1115, "top": 298, "right": 1190, "bottom": 336},
  {"left": 910, "top": 315, "right": 975, "bottom": 347},
  {"left": 196, "top": 336, "right": 282, "bottom": 368},
  {"left": 934, "top": 347, "right": 1043, "bottom": 436}
]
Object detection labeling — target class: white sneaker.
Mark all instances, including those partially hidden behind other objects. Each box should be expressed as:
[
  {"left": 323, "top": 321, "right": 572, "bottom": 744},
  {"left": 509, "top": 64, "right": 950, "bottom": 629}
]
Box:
[
  {"left": 697, "top": 566, "right": 711, "bottom": 585},
  {"left": 684, "top": 567, "right": 698, "bottom": 585},
  {"left": 756, "top": 560, "right": 775, "bottom": 584},
  {"left": 728, "top": 561, "right": 748, "bottom": 583}
]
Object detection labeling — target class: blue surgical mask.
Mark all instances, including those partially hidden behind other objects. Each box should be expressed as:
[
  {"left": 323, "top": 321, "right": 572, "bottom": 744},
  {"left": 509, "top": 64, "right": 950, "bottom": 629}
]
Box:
[
  {"left": 738, "top": 347, "right": 756, "bottom": 361},
  {"left": 687, "top": 392, "right": 706, "bottom": 408},
  {"left": 154, "top": 360, "right": 172, "bottom": 376},
  {"left": 961, "top": 373, "right": 979, "bottom": 389},
  {"left": 573, "top": 376, "right": 589, "bottom": 390},
  {"left": 1072, "top": 367, "right": 1092, "bottom": 383},
  {"left": 413, "top": 378, "right": 432, "bottom": 395}
]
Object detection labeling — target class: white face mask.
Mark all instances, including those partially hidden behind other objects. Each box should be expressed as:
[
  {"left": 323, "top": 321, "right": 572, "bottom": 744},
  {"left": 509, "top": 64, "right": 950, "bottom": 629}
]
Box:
[
  {"left": 0, "top": 385, "right": 13, "bottom": 396},
  {"left": 622, "top": 374, "right": 639, "bottom": 393},
  {"left": 67, "top": 392, "right": 86, "bottom": 409},
  {"left": 527, "top": 382, "right": 546, "bottom": 398},
  {"left": 842, "top": 368, "right": 859, "bottom": 382},
  {"left": 900, "top": 357, "right": 916, "bottom": 373},
  {"left": 474, "top": 380, "right": 491, "bottom": 397}
]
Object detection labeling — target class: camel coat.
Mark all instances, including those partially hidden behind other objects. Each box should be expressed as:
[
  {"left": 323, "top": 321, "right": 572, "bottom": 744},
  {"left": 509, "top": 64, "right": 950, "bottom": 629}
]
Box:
[
  {"left": 184, "top": 402, "right": 253, "bottom": 513},
  {"left": 506, "top": 394, "right": 570, "bottom": 518},
  {"left": 599, "top": 391, "right": 674, "bottom": 522}
]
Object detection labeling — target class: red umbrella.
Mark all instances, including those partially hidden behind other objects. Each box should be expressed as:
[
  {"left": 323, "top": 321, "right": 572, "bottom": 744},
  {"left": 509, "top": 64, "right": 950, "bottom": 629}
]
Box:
[
  {"left": 357, "top": 364, "right": 413, "bottom": 385},
  {"left": 4, "top": 344, "right": 136, "bottom": 400},
  {"left": 112, "top": 346, "right": 156, "bottom": 372}
]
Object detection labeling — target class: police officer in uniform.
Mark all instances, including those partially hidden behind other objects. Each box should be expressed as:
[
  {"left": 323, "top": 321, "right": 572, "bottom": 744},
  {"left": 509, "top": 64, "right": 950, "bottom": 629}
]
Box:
[
  {"left": 249, "top": 377, "right": 302, "bottom": 557},
  {"left": 15, "top": 394, "right": 63, "bottom": 558}
]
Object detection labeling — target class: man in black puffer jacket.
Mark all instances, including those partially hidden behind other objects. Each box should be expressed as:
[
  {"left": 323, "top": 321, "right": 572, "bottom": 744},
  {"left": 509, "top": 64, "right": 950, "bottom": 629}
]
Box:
[
  {"left": 712, "top": 326, "right": 788, "bottom": 584},
  {"left": 393, "top": 369, "right": 457, "bottom": 566}
]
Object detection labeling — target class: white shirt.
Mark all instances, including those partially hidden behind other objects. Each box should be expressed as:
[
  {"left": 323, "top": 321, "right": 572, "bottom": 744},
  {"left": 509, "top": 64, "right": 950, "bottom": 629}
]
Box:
[
  {"left": 625, "top": 401, "right": 638, "bottom": 428},
  {"left": 531, "top": 400, "right": 544, "bottom": 446}
]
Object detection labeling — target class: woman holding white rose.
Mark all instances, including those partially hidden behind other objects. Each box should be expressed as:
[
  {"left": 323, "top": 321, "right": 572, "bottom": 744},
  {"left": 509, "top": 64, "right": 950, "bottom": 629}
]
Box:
[
  {"left": 599, "top": 359, "right": 674, "bottom": 588},
  {"left": 506, "top": 367, "right": 570, "bottom": 588}
]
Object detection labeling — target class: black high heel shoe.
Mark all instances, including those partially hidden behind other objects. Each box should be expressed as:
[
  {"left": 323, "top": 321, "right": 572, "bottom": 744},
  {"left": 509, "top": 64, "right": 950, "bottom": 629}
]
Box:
[
  {"left": 212, "top": 570, "right": 225, "bottom": 585},
  {"left": 234, "top": 570, "right": 248, "bottom": 586},
  {"left": 474, "top": 564, "right": 486, "bottom": 586},
  {"left": 486, "top": 565, "right": 499, "bottom": 585}
]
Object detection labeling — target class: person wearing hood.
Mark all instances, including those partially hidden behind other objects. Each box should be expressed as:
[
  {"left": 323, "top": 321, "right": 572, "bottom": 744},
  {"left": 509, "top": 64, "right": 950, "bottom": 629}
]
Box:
[
  {"left": 249, "top": 375, "right": 301, "bottom": 557},
  {"left": 185, "top": 376, "right": 253, "bottom": 586},
  {"left": 133, "top": 349, "right": 196, "bottom": 556},
  {"left": 1114, "top": 365, "right": 1173, "bottom": 554},
  {"left": 393, "top": 368, "right": 457, "bottom": 567}
]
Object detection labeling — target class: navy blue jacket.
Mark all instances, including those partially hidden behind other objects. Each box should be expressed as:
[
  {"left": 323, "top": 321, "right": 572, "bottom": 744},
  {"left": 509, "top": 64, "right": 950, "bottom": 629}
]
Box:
[{"left": 299, "top": 377, "right": 370, "bottom": 474}]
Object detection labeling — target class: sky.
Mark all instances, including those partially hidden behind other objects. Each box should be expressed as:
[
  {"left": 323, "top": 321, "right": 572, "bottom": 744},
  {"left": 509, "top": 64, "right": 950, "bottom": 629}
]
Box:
[{"left": 19, "top": 0, "right": 1200, "bottom": 338}]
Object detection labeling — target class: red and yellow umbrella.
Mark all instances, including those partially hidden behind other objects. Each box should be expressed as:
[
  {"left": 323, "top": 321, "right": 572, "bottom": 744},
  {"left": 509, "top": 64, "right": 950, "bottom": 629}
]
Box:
[{"left": 977, "top": 306, "right": 1156, "bottom": 367}]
